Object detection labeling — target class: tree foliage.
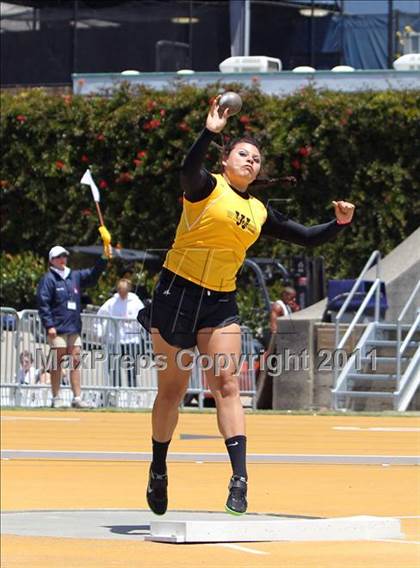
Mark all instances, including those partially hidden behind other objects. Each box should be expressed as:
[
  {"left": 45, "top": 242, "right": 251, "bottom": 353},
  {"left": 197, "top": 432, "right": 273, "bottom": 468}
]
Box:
[{"left": 1, "top": 84, "right": 419, "bottom": 310}]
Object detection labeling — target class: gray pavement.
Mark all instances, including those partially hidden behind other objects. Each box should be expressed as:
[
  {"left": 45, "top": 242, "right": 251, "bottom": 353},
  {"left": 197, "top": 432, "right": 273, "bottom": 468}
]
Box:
[
  {"left": 1, "top": 510, "right": 317, "bottom": 541},
  {"left": 1, "top": 449, "right": 419, "bottom": 465}
]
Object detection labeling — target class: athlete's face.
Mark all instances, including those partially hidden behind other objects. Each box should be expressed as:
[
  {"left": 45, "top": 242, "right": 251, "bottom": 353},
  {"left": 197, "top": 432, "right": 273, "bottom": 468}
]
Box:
[{"left": 222, "top": 142, "right": 261, "bottom": 190}]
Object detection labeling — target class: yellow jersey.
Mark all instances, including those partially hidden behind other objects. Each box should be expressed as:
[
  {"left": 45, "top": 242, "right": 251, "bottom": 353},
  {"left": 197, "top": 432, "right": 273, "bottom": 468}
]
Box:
[{"left": 164, "top": 173, "right": 267, "bottom": 291}]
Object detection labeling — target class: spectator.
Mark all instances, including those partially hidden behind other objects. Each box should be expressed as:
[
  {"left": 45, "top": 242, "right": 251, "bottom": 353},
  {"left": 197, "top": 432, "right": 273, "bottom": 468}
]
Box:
[
  {"left": 97, "top": 279, "right": 144, "bottom": 387},
  {"left": 269, "top": 286, "right": 300, "bottom": 333},
  {"left": 37, "top": 236, "right": 110, "bottom": 408},
  {"left": 17, "top": 350, "right": 50, "bottom": 385}
]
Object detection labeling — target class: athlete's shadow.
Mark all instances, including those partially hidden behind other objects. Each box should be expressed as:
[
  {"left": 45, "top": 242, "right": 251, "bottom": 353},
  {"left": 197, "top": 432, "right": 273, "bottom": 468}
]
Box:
[{"left": 105, "top": 524, "right": 150, "bottom": 536}]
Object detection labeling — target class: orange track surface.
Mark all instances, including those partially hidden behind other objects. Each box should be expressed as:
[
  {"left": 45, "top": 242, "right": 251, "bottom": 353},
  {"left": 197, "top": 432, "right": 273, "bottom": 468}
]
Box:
[{"left": 2, "top": 410, "right": 420, "bottom": 567}]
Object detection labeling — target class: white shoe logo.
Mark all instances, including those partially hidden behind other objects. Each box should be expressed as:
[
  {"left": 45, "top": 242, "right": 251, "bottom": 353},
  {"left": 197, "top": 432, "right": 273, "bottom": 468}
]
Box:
[{"left": 227, "top": 441, "right": 239, "bottom": 447}]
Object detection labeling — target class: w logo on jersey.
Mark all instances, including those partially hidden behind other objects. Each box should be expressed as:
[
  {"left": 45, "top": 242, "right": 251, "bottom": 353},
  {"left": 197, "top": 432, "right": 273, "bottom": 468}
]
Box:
[{"left": 235, "top": 211, "right": 251, "bottom": 230}]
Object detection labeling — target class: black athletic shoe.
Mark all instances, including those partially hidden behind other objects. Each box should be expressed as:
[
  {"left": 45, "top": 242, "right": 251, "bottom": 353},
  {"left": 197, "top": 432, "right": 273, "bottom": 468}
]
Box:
[
  {"left": 225, "top": 475, "right": 248, "bottom": 515},
  {"left": 146, "top": 466, "right": 168, "bottom": 515}
]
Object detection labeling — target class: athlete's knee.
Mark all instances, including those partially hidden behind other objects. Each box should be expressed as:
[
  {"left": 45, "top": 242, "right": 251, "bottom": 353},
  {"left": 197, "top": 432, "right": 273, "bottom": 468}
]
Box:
[{"left": 217, "top": 375, "right": 240, "bottom": 399}]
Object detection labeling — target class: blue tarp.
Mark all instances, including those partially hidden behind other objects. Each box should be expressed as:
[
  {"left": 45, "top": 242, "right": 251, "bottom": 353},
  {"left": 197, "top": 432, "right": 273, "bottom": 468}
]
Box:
[
  {"left": 229, "top": 0, "right": 246, "bottom": 57},
  {"left": 228, "top": 1, "right": 420, "bottom": 69},
  {"left": 327, "top": 280, "right": 388, "bottom": 315},
  {"left": 323, "top": 13, "right": 420, "bottom": 69}
]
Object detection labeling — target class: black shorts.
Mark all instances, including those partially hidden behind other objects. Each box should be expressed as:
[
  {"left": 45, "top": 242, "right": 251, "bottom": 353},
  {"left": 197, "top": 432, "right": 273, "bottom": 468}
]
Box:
[{"left": 137, "top": 268, "right": 240, "bottom": 349}]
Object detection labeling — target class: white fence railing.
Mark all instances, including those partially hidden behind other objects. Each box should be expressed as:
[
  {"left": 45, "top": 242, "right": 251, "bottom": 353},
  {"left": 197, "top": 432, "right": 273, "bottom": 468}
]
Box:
[{"left": 0, "top": 308, "right": 257, "bottom": 410}]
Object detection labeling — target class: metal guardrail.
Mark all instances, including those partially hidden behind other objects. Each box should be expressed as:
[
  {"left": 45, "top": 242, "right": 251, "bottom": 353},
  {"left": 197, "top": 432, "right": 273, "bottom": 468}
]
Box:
[
  {"left": 396, "top": 281, "right": 420, "bottom": 411},
  {"left": 396, "top": 347, "right": 420, "bottom": 412},
  {"left": 396, "top": 280, "right": 420, "bottom": 386},
  {"left": 334, "top": 250, "right": 382, "bottom": 386},
  {"left": 0, "top": 308, "right": 19, "bottom": 395},
  {"left": 332, "top": 269, "right": 419, "bottom": 410},
  {"left": 0, "top": 308, "right": 257, "bottom": 410},
  {"left": 332, "top": 321, "right": 377, "bottom": 407}
]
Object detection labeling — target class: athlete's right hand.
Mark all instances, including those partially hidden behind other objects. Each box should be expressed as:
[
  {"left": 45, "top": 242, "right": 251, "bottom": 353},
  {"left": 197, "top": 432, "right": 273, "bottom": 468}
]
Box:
[
  {"left": 48, "top": 327, "right": 57, "bottom": 339},
  {"left": 206, "top": 95, "right": 230, "bottom": 133}
]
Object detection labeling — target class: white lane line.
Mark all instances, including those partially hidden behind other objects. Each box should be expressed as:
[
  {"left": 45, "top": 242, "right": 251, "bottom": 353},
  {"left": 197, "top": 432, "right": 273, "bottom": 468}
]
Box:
[
  {"left": 2, "top": 449, "right": 136, "bottom": 454},
  {"left": 1, "top": 417, "right": 80, "bottom": 422},
  {"left": 213, "top": 543, "right": 269, "bottom": 555},
  {"left": 396, "top": 516, "right": 420, "bottom": 519},
  {"left": 369, "top": 428, "right": 420, "bottom": 432},
  {"left": 333, "top": 427, "right": 420, "bottom": 432},
  {"left": 373, "top": 539, "right": 420, "bottom": 545}
]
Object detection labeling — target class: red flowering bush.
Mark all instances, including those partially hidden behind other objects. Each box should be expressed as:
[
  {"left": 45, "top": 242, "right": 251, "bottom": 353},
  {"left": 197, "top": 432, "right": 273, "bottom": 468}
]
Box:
[
  {"left": 298, "top": 146, "right": 312, "bottom": 157},
  {"left": 116, "top": 172, "right": 133, "bottom": 184},
  {"left": 146, "top": 99, "right": 157, "bottom": 111},
  {"left": 178, "top": 121, "right": 190, "bottom": 132},
  {"left": 143, "top": 119, "right": 161, "bottom": 130},
  {"left": 0, "top": 84, "right": 419, "bottom": 286}
]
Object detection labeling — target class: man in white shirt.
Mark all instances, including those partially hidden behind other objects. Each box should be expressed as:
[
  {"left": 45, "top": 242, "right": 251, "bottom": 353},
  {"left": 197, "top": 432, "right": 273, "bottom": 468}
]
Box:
[{"left": 97, "top": 279, "right": 144, "bottom": 387}]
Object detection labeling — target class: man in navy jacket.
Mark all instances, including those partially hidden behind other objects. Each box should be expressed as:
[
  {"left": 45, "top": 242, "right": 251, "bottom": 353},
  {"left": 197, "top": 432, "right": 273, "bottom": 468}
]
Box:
[{"left": 37, "top": 243, "right": 108, "bottom": 408}]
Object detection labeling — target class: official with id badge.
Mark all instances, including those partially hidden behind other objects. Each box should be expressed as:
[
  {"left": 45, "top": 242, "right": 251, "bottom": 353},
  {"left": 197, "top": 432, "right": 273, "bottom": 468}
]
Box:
[{"left": 37, "top": 244, "right": 109, "bottom": 409}]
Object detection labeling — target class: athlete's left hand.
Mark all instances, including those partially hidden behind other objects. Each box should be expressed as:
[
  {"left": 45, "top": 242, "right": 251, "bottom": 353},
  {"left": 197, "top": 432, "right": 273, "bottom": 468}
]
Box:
[{"left": 332, "top": 200, "right": 355, "bottom": 224}]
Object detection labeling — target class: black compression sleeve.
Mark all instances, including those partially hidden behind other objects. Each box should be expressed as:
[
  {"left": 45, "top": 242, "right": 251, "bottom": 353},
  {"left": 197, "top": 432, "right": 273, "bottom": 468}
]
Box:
[
  {"left": 261, "top": 205, "right": 349, "bottom": 246},
  {"left": 180, "top": 128, "right": 218, "bottom": 202}
]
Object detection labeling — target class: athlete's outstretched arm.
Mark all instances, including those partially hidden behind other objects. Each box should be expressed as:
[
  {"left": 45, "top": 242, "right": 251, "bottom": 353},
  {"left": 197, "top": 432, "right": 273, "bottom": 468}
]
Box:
[{"left": 261, "top": 205, "right": 352, "bottom": 247}]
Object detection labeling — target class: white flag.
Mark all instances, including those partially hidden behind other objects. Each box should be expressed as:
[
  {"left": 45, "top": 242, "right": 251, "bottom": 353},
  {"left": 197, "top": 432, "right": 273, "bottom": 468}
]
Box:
[{"left": 80, "top": 168, "right": 100, "bottom": 202}]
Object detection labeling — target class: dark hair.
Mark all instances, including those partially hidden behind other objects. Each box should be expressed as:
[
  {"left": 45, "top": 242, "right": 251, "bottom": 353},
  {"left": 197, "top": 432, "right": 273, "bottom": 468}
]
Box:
[
  {"left": 212, "top": 136, "right": 296, "bottom": 189},
  {"left": 222, "top": 136, "right": 261, "bottom": 158}
]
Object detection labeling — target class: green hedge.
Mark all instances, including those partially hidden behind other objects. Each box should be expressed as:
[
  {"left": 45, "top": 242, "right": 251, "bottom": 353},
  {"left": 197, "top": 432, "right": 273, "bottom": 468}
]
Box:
[
  {"left": 0, "top": 251, "right": 46, "bottom": 309},
  {"left": 0, "top": 251, "right": 151, "bottom": 311},
  {"left": 1, "top": 84, "right": 419, "bottom": 287}
]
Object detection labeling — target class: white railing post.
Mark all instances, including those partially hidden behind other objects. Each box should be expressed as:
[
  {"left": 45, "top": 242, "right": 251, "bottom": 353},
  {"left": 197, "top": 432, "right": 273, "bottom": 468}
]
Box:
[
  {"left": 396, "top": 281, "right": 420, "bottom": 394},
  {"left": 333, "top": 251, "right": 381, "bottom": 386},
  {"left": 396, "top": 322, "right": 402, "bottom": 389},
  {"left": 374, "top": 255, "right": 381, "bottom": 323}
]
